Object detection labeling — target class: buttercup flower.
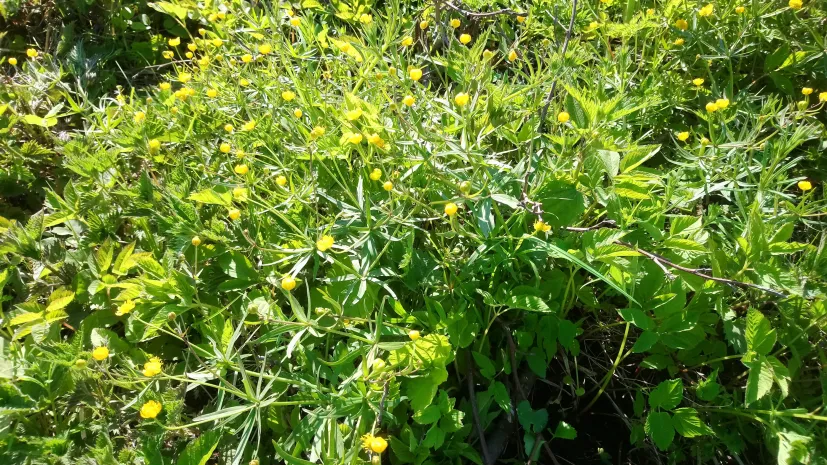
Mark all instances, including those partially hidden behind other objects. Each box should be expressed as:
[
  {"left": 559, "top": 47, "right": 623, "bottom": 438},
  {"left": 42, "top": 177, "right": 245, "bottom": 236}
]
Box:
[
  {"left": 735, "top": 6, "right": 745, "bottom": 13},
  {"left": 242, "top": 54, "right": 253, "bottom": 63},
  {"left": 168, "top": 37, "right": 181, "bottom": 46},
  {"left": 674, "top": 38, "right": 685, "bottom": 46},
  {"left": 370, "top": 168, "right": 382, "bottom": 181},
  {"left": 455, "top": 92, "right": 470, "bottom": 106},
  {"left": 207, "top": 88, "right": 218, "bottom": 98},
  {"left": 282, "top": 90, "right": 296, "bottom": 101},
  {"left": 192, "top": 236, "right": 202, "bottom": 246},
  {"left": 235, "top": 164, "right": 249, "bottom": 175},
  {"left": 346, "top": 132, "right": 363, "bottom": 144},
  {"left": 220, "top": 143, "right": 231, "bottom": 153},
  {"left": 281, "top": 275, "right": 297, "bottom": 291},
  {"left": 294, "top": 108, "right": 303, "bottom": 118},
  {"left": 163, "top": 51, "right": 174, "bottom": 59},
  {"left": 240, "top": 78, "right": 250, "bottom": 87},
  {"left": 276, "top": 175, "right": 288, "bottom": 186},
  {"left": 789, "top": 0, "right": 802, "bottom": 9},
  {"left": 677, "top": 131, "right": 690, "bottom": 141},
  {"left": 698, "top": 4, "right": 713, "bottom": 17},
  {"left": 715, "top": 98, "right": 730, "bottom": 109},
  {"left": 383, "top": 181, "right": 393, "bottom": 191},
  {"left": 444, "top": 202, "right": 458, "bottom": 216},
  {"left": 187, "top": 43, "right": 197, "bottom": 52},
  {"left": 229, "top": 209, "right": 241, "bottom": 220},
  {"left": 259, "top": 44, "right": 272, "bottom": 54},
  {"left": 346, "top": 109, "right": 363, "bottom": 120},
  {"left": 243, "top": 120, "right": 256, "bottom": 131},
  {"left": 178, "top": 72, "right": 191, "bottom": 83},
  {"left": 534, "top": 220, "right": 551, "bottom": 233},
  {"left": 359, "top": 13, "right": 372, "bottom": 24},
  {"left": 483, "top": 50, "right": 494, "bottom": 60},
  {"left": 148, "top": 139, "right": 161, "bottom": 152},
  {"left": 142, "top": 357, "right": 163, "bottom": 377},
  {"left": 459, "top": 34, "right": 472, "bottom": 45},
  {"left": 92, "top": 346, "right": 109, "bottom": 361},
  {"left": 367, "top": 133, "right": 385, "bottom": 148},
  {"left": 692, "top": 78, "right": 705, "bottom": 86},
  {"left": 290, "top": 17, "right": 301, "bottom": 26},
  {"left": 700, "top": 137, "right": 710, "bottom": 146},
  {"left": 706, "top": 102, "right": 719, "bottom": 112},
  {"left": 316, "top": 235, "right": 334, "bottom": 252},
  {"left": 819, "top": 92, "right": 827, "bottom": 102},
  {"left": 802, "top": 87, "right": 813, "bottom": 95},
  {"left": 401, "top": 36, "right": 413, "bottom": 47},
  {"left": 140, "top": 400, "right": 162, "bottom": 419},
  {"left": 402, "top": 95, "right": 415, "bottom": 107},
  {"left": 508, "top": 49, "right": 518, "bottom": 62},
  {"left": 557, "top": 111, "right": 570, "bottom": 123},
  {"left": 211, "top": 39, "right": 223, "bottom": 47},
  {"left": 420, "top": 20, "right": 429, "bottom": 29},
  {"left": 198, "top": 28, "right": 206, "bottom": 36},
  {"left": 116, "top": 299, "right": 136, "bottom": 316},
  {"left": 798, "top": 180, "right": 812, "bottom": 191},
  {"left": 450, "top": 18, "right": 461, "bottom": 28},
  {"left": 409, "top": 68, "right": 422, "bottom": 81},
  {"left": 409, "top": 330, "right": 421, "bottom": 340},
  {"left": 134, "top": 112, "right": 146, "bottom": 123},
  {"left": 310, "top": 126, "right": 326, "bottom": 139},
  {"left": 517, "top": 15, "right": 526, "bottom": 23},
  {"left": 225, "top": 124, "right": 234, "bottom": 133},
  {"left": 8, "top": 57, "right": 18, "bottom": 66}
]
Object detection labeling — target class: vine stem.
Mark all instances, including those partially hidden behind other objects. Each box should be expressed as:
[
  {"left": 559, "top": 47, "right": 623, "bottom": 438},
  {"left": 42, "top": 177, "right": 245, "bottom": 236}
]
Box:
[{"left": 581, "top": 322, "right": 629, "bottom": 413}]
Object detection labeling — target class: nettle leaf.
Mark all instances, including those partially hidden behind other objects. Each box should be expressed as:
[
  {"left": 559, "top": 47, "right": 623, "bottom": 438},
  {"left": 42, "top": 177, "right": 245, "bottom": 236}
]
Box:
[
  {"left": 645, "top": 412, "right": 675, "bottom": 451},
  {"left": 696, "top": 370, "right": 720, "bottom": 402},
  {"left": 672, "top": 408, "right": 712, "bottom": 437},
  {"left": 188, "top": 186, "right": 233, "bottom": 207},
  {"left": 745, "top": 309, "right": 776, "bottom": 356},
  {"left": 649, "top": 379, "right": 683, "bottom": 410},
  {"left": 46, "top": 287, "right": 75, "bottom": 312}
]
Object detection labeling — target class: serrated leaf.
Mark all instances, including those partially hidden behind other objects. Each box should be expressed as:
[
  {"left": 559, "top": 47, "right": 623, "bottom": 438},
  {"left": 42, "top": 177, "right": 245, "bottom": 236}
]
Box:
[
  {"left": 745, "top": 309, "right": 776, "bottom": 356},
  {"left": 178, "top": 429, "right": 221, "bottom": 465},
  {"left": 187, "top": 187, "right": 233, "bottom": 206},
  {"left": 645, "top": 412, "right": 674, "bottom": 451},
  {"left": 46, "top": 288, "right": 75, "bottom": 312},
  {"left": 745, "top": 356, "right": 774, "bottom": 405},
  {"left": 649, "top": 379, "right": 683, "bottom": 410},
  {"left": 672, "top": 408, "right": 712, "bottom": 437}
]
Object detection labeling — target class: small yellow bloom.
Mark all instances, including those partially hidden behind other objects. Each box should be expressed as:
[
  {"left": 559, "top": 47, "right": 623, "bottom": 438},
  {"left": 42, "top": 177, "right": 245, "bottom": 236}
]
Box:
[
  {"left": 346, "top": 108, "right": 363, "bottom": 120},
  {"left": 383, "top": 181, "right": 393, "bottom": 191},
  {"left": 286, "top": 9, "right": 295, "bottom": 17},
  {"left": 198, "top": 28, "right": 206, "bottom": 36},
  {"left": 134, "top": 112, "right": 146, "bottom": 123},
  {"left": 401, "top": 36, "right": 414, "bottom": 47},
  {"left": 459, "top": 34, "right": 472, "bottom": 45},
  {"left": 187, "top": 43, "right": 197, "bottom": 52},
  {"left": 692, "top": 78, "right": 705, "bottom": 86},
  {"left": 735, "top": 6, "right": 745, "bottom": 13},
  {"left": 408, "top": 330, "right": 421, "bottom": 340},
  {"left": 92, "top": 346, "right": 109, "bottom": 361},
  {"left": 450, "top": 18, "right": 461, "bottom": 28},
  {"left": 798, "top": 180, "right": 812, "bottom": 191},
  {"left": 294, "top": 108, "right": 303, "bottom": 118},
  {"left": 224, "top": 124, "right": 234, "bottom": 133},
  {"left": 197, "top": 56, "right": 210, "bottom": 67},
  {"left": 233, "top": 187, "right": 247, "bottom": 200},
  {"left": 698, "top": 4, "right": 714, "bottom": 17},
  {"left": 242, "top": 54, "right": 253, "bottom": 63},
  {"left": 8, "top": 57, "right": 18, "bottom": 66},
  {"left": 281, "top": 275, "right": 297, "bottom": 291},
  {"left": 508, "top": 49, "right": 518, "bottom": 62},
  {"left": 715, "top": 98, "right": 730, "bottom": 109},
  {"left": 316, "top": 235, "right": 334, "bottom": 252},
  {"left": 192, "top": 236, "right": 202, "bottom": 246},
  {"left": 347, "top": 132, "right": 363, "bottom": 144},
  {"left": 140, "top": 400, "right": 162, "bottom": 419},
  {"left": 819, "top": 91, "right": 827, "bottom": 102},
  {"left": 802, "top": 87, "right": 813, "bottom": 96},
  {"left": 517, "top": 15, "right": 526, "bottom": 23},
  {"left": 483, "top": 50, "right": 494, "bottom": 60},
  {"left": 239, "top": 78, "right": 250, "bottom": 87},
  {"left": 646, "top": 8, "right": 655, "bottom": 15},
  {"left": 705, "top": 101, "right": 718, "bottom": 112},
  {"left": 207, "top": 88, "right": 218, "bottom": 98},
  {"left": 235, "top": 149, "right": 245, "bottom": 159},
  {"left": 534, "top": 220, "right": 551, "bottom": 233},
  {"left": 675, "top": 19, "right": 688, "bottom": 30},
  {"left": 162, "top": 50, "right": 174, "bottom": 59},
  {"left": 290, "top": 17, "right": 301, "bottom": 26},
  {"left": 217, "top": 12, "right": 226, "bottom": 19},
  {"left": 789, "top": 0, "right": 803, "bottom": 9},
  {"left": 557, "top": 111, "right": 570, "bottom": 123},
  {"left": 444, "top": 202, "right": 458, "bottom": 216},
  {"left": 211, "top": 39, "right": 223, "bottom": 47},
  {"left": 674, "top": 38, "right": 685, "bottom": 46},
  {"left": 178, "top": 72, "right": 191, "bottom": 83},
  {"left": 359, "top": 13, "right": 373, "bottom": 24},
  {"left": 116, "top": 299, "right": 136, "bottom": 316},
  {"left": 142, "top": 357, "right": 163, "bottom": 377},
  {"left": 168, "top": 37, "right": 181, "bottom": 47},
  {"left": 454, "top": 92, "right": 470, "bottom": 106},
  {"left": 677, "top": 131, "right": 690, "bottom": 141},
  {"left": 171, "top": 107, "right": 179, "bottom": 114},
  {"left": 310, "top": 126, "right": 326, "bottom": 139},
  {"left": 402, "top": 95, "right": 415, "bottom": 107},
  {"left": 208, "top": 13, "right": 218, "bottom": 22},
  {"left": 243, "top": 120, "right": 256, "bottom": 131},
  {"left": 700, "top": 137, "right": 710, "bottom": 146},
  {"left": 259, "top": 43, "right": 272, "bottom": 55},
  {"left": 367, "top": 134, "right": 385, "bottom": 148},
  {"left": 229, "top": 209, "right": 241, "bottom": 220},
  {"left": 186, "top": 52, "right": 194, "bottom": 59},
  {"left": 420, "top": 20, "right": 429, "bottom": 29},
  {"left": 276, "top": 175, "right": 288, "bottom": 186},
  {"left": 234, "top": 164, "right": 249, "bottom": 175},
  {"left": 370, "top": 168, "right": 382, "bottom": 181},
  {"left": 159, "top": 82, "right": 171, "bottom": 91},
  {"left": 282, "top": 90, "right": 296, "bottom": 101},
  {"left": 148, "top": 139, "right": 161, "bottom": 152},
  {"left": 220, "top": 143, "right": 231, "bottom": 153}
]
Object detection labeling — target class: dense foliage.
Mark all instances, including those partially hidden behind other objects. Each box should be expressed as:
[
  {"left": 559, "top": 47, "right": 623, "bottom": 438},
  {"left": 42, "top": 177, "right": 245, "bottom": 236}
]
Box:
[{"left": 1, "top": 0, "right": 826, "bottom": 464}]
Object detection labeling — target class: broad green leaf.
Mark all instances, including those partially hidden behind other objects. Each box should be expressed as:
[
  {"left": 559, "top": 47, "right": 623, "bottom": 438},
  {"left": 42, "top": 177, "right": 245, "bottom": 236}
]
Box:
[
  {"left": 46, "top": 288, "right": 75, "bottom": 312},
  {"left": 187, "top": 187, "right": 233, "bottom": 206},
  {"left": 553, "top": 421, "right": 577, "bottom": 440},
  {"left": 649, "top": 379, "right": 682, "bottom": 410},
  {"left": 745, "top": 356, "right": 774, "bottom": 405},
  {"left": 413, "top": 405, "right": 441, "bottom": 425},
  {"left": 405, "top": 367, "right": 448, "bottom": 412},
  {"left": 506, "top": 294, "right": 553, "bottom": 313},
  {"left": 96, "top": 238, "right": 115, "bottom": 273},
  {"left": 150, "top": 1, "right": 190, "bottom": 20},
  {"left": 745, "top": 309, "right": 776, "bottom": 356},
  {"left": 672, "top": 408, "right": 712, "bottom": 437},
  {"left": 488, "top": 381, "right": 511, "bottom": 412},
  {"left": 632, "top": 331, "right": 659, "bottom": 353},
  {"left": 645, "top": 412, "right": 674, "bottom": 451},
  {"left": 516, "top": 400, "right": 548, "bottom": 433},
  {"left": 178, "top": 429, "right": 221, "bottom": 465},
  {"left": 471, "top": 351, "right": 495, "bottom": 379}
]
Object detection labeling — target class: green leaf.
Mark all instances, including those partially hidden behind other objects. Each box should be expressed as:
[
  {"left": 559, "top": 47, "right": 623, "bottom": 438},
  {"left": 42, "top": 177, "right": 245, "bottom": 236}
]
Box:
[
  {"left": 745, "top": 356, "right": 774, "bottom": 405},
  {"left": 553, "top": 421, "right": 577, "bottom": 440},
  {"left": 745, "top": 309, "right": 776, "bottom": 356},
  {"left": 471, "top": 351, "right": 495, "bottom": 379},
  {"left": 649, "top": 379, "right": 682, "bottom": 410},
  {"left": 632, "top": 331, "right": 659, "bottom": 353},
  {"left": 150, "top": 1, "right": 190, "bottom": 20},
  {"left": 96, "top": 238, "right": 115, "bottom": 273},
  {"left": 273, "top": 440, "right": 315, "bottom": 465},
  {"left": 618, "top": 308, "right": 655, "bottom": 331},
  {"left": 672, "top": 408, "right": 712, "bottom": 437},
  {"left": 22, "top": 114, "right": 58, "bottom": 127},
  {"left": 557, "top": 319, "right": 577, "bottom": 351},
  {"left": 475, "top": 198, "right": 494, "bottom": 238},
  {"left": 645, "top": 412, "right": 674, "bottom": 451},
  {"left": 488, "top": 381, "right": 511, "bottom": 412},
  {"left": 534, "top": 179, "right": 585, "bottom": 228},
  {"left": 113, "top": 242, "right": 136, "bottom": 275},
  {"left": 422, "top": 424, "right": 446, "bottom": 450},
  {"left": 413, "top": 405, "right": 441, "bottom": 425},
  {"left": 696, "top": 370, "right": 720, "bottom": 401},
  {"left": 516, "top": 400, "right": 548, "bottom": 433},
  {"left": 506, "top": 294, "right": 553, "bottom": 313},
  {"left": 405, "top": 367, "right": 449, "bottom": 412},
  {"left": 46, "top": 288, "right": 75, "bottom": 312},
  {"left": 633, "top": 391, "right": 645, "bottom": 417},
  {"left": 188, "top": 186, "right": 233, "bottom": 206},
  {"left": 178, "top": 430, "right": 221, "bottom": 465}
]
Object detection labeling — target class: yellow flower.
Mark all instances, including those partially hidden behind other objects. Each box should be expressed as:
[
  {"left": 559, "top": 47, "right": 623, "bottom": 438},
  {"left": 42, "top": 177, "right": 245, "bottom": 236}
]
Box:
[
  {"left": 198, "top": 28, "right": 206, "bottom": 36},
  {"left": 8, "top": 57, "right": 18, "bottom": 66},
  {"left": 819, "top": 91, "right": 827, "bottom": 102},
  {"left": 187, "top": 43, "right": 197, "bottom": 52},
  {"left": 483, "top": 50, "right": 494, "bottom": 60},
  {"left": 367, "top": 133, "right": 385, "bottom": 148},
  {"left": 186, "top": 52, "right": 194, "bottom": 59},
  {"left": 220, "top": 143, "right": 232, "bottom": 154},
  {"left": 698, "top": 4, "right": 713, "bottom": 17},
  {"left": 715, "top": 98, "right": 730, "bottom": 109},
  {"left": 192, "top": 236, "right": 202, "bottom": 246},
  {"left": 281, "top": 275, "right": 297, "bottom": 291},
  {"left": 444, "top": 202, "right": 458, "bottom": 216},
  {"left": 450, "top": 18, "right": 461, "bottom": 28},
  {"left": 287, "top": 9, "right": 295, "bottom": 17},
  {"left": 798, "top": 180, "right": 812, "bottom": 191},
  {"left": 294, "top": 108, "right": 303, "bottom": 118},
  {"left": 370, "top": 168, "right": 382, "bottom": 181},
  {"left": 217, "top": 12, "right": 226, "bottom": 19},
  {"left": 370, "top": 437, "right": 388, "bottom": 453},
  {"left": 517, "top": 15, "right": 526, "bottom": 23},
  {"left": 242, "top": 54, "right": 253, "bottom": 63},
  {"left": 229, "top": 209, "right": 241, "bottom": 220},
  {"left": 359, "top": 13, "right": 373, "bottom": 24},
  {"left": 557, "top": 111, "right": 570, "bottom": 123},
  {"left": 508, "top": 49, "right": 518, "bottom": 62},
  {"left": 402, "top": 95, "right": 415, "bottom": 107},
  {"left": 802, "top": 87, "right": 813, "bottom": 95},
  {"left": 211, "top": 39, "right": 223, "bottom": 47},
  {"left": 243, "top": 120, "right": 256, "bottom": 131},
  {"left": 207, "top": 88, "right": 218, "bottom": 98},
  {"left": 163, "top": 50, "right": 174, "bottom": 59},
  {"left": 239, "top": 78, "right": 250, "bottom": 87},
  {"left": 276, "top": 175, "right": 288, "bottom": 186},
  {"left": 142, "top": 357, "right": 163, "bottom": 377},
  {"left": 401, "top": 36, "right": 414, "bottom": 47},
  {"left": 677, "top": 131, "right": 690, "bottom": 141},
  {"left": 646, "top": 8, "right": 655, "bottom": 15},
  {"left": 674, "top": 38, "right": 685, "bottom": 46},
  {"left": 347, "top": 132, "right": 363, "bottom": 144},
  {"left": 168, "top": 37, "right": 181, "bottom": 47},
  {"left": 134, "top": 112, "right": 146, "bottom": 123},
  {"left": 454, "top": 92, "right": 470, "bottom": 106},
  {"left": 208, "top": 13, "right": 218, "bottom": 21},
  {"left": 692, "top": 78, "right": 705, "bottom": 86},
  {"left": 225, "top": 124, "right": 235, "bottom": 133},
  {"left": 282, "top": 90, "right": 296, "bottom": 101},
  {"left": 171, "top": 107, "right": 179, "bottom": 114},
  {"left": 259, "top": 44, "right": 272, "bottom": 54},
  {"left": 789, "top": 0, "right": 803, "bottom": 9},
  {"left": 420, "top": 20, "right": 429, "bottom": 29},
  {"left": 140, "top": 400, "right": 162, "bottom": 419},
  {"left": 235, "top": 164, "right": 249, "bottom": 175},
  {"left": 705, "top": 101, "right": 718, "bottom": 112},
  {"left": 116, "top": 299, "right": 136, "bottom": 316},
  {"left": 383, "top": 181, "right": 393, "bottom": 191},
  {"left": 290, "top": 17, "right": 301, "bottom": 26},
  {"left": 148, "top": 139, "right": 161, "bottom": 151},
  {"left": 700, "top": 137, "right": 710, "bottom": 146},
  {"left": 675, "top": 19, "right": 688, "bottom": 30},
  {"left": 408, "top": 330, "right": 421, "bottom": 340},
  {"left": 459, "top": 34, "right": 472, "bottom": 45},
  {"left": 735, "top": 6, "right": 745, "bottom": 13},
  {"left": 178, "top": 72, "right": 191, "bottom": 83},
  {"left": 346, "top": 108, "right": 363, "bottom": 120},
  {"left": 316, "top": 235, "right": 334, "bottom": 252},
  {"left": 92, "top": 346, "right": 109, "bottom": 361},
  {"left": 534, "top": 220, "right": 551, "bottom": 233},
  {"left": 236, "top": 149, "right": 245, "bottom": 158},
  {"left": 409, "top": 68, "right": 422, "bottom": 81},
  {"left": 310, "top": 126, "right": 326, "bottom": 139},
  {"left": 197, "top": 56, "right": 210, "bottom": 67}
]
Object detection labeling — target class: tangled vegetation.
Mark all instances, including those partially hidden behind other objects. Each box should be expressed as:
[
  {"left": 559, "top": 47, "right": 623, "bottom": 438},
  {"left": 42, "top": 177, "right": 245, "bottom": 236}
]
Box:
[{"left": 1, "top": 0, "right": 826, "bottom": 464}]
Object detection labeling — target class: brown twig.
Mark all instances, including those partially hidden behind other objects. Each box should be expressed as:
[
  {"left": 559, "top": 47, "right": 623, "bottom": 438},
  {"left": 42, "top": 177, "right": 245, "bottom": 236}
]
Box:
[
  {"left": 466, "top": 351, "right": 492, "bottom": 465},
  {"left": 442, "top": 0, "right": 527, "bottom": 18}
]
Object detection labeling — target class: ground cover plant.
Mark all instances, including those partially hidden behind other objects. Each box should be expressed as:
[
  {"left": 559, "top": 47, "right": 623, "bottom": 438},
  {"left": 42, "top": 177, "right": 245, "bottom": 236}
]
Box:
[{"left": 1, "top": 0, "right": 826, "bottom": 464}]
